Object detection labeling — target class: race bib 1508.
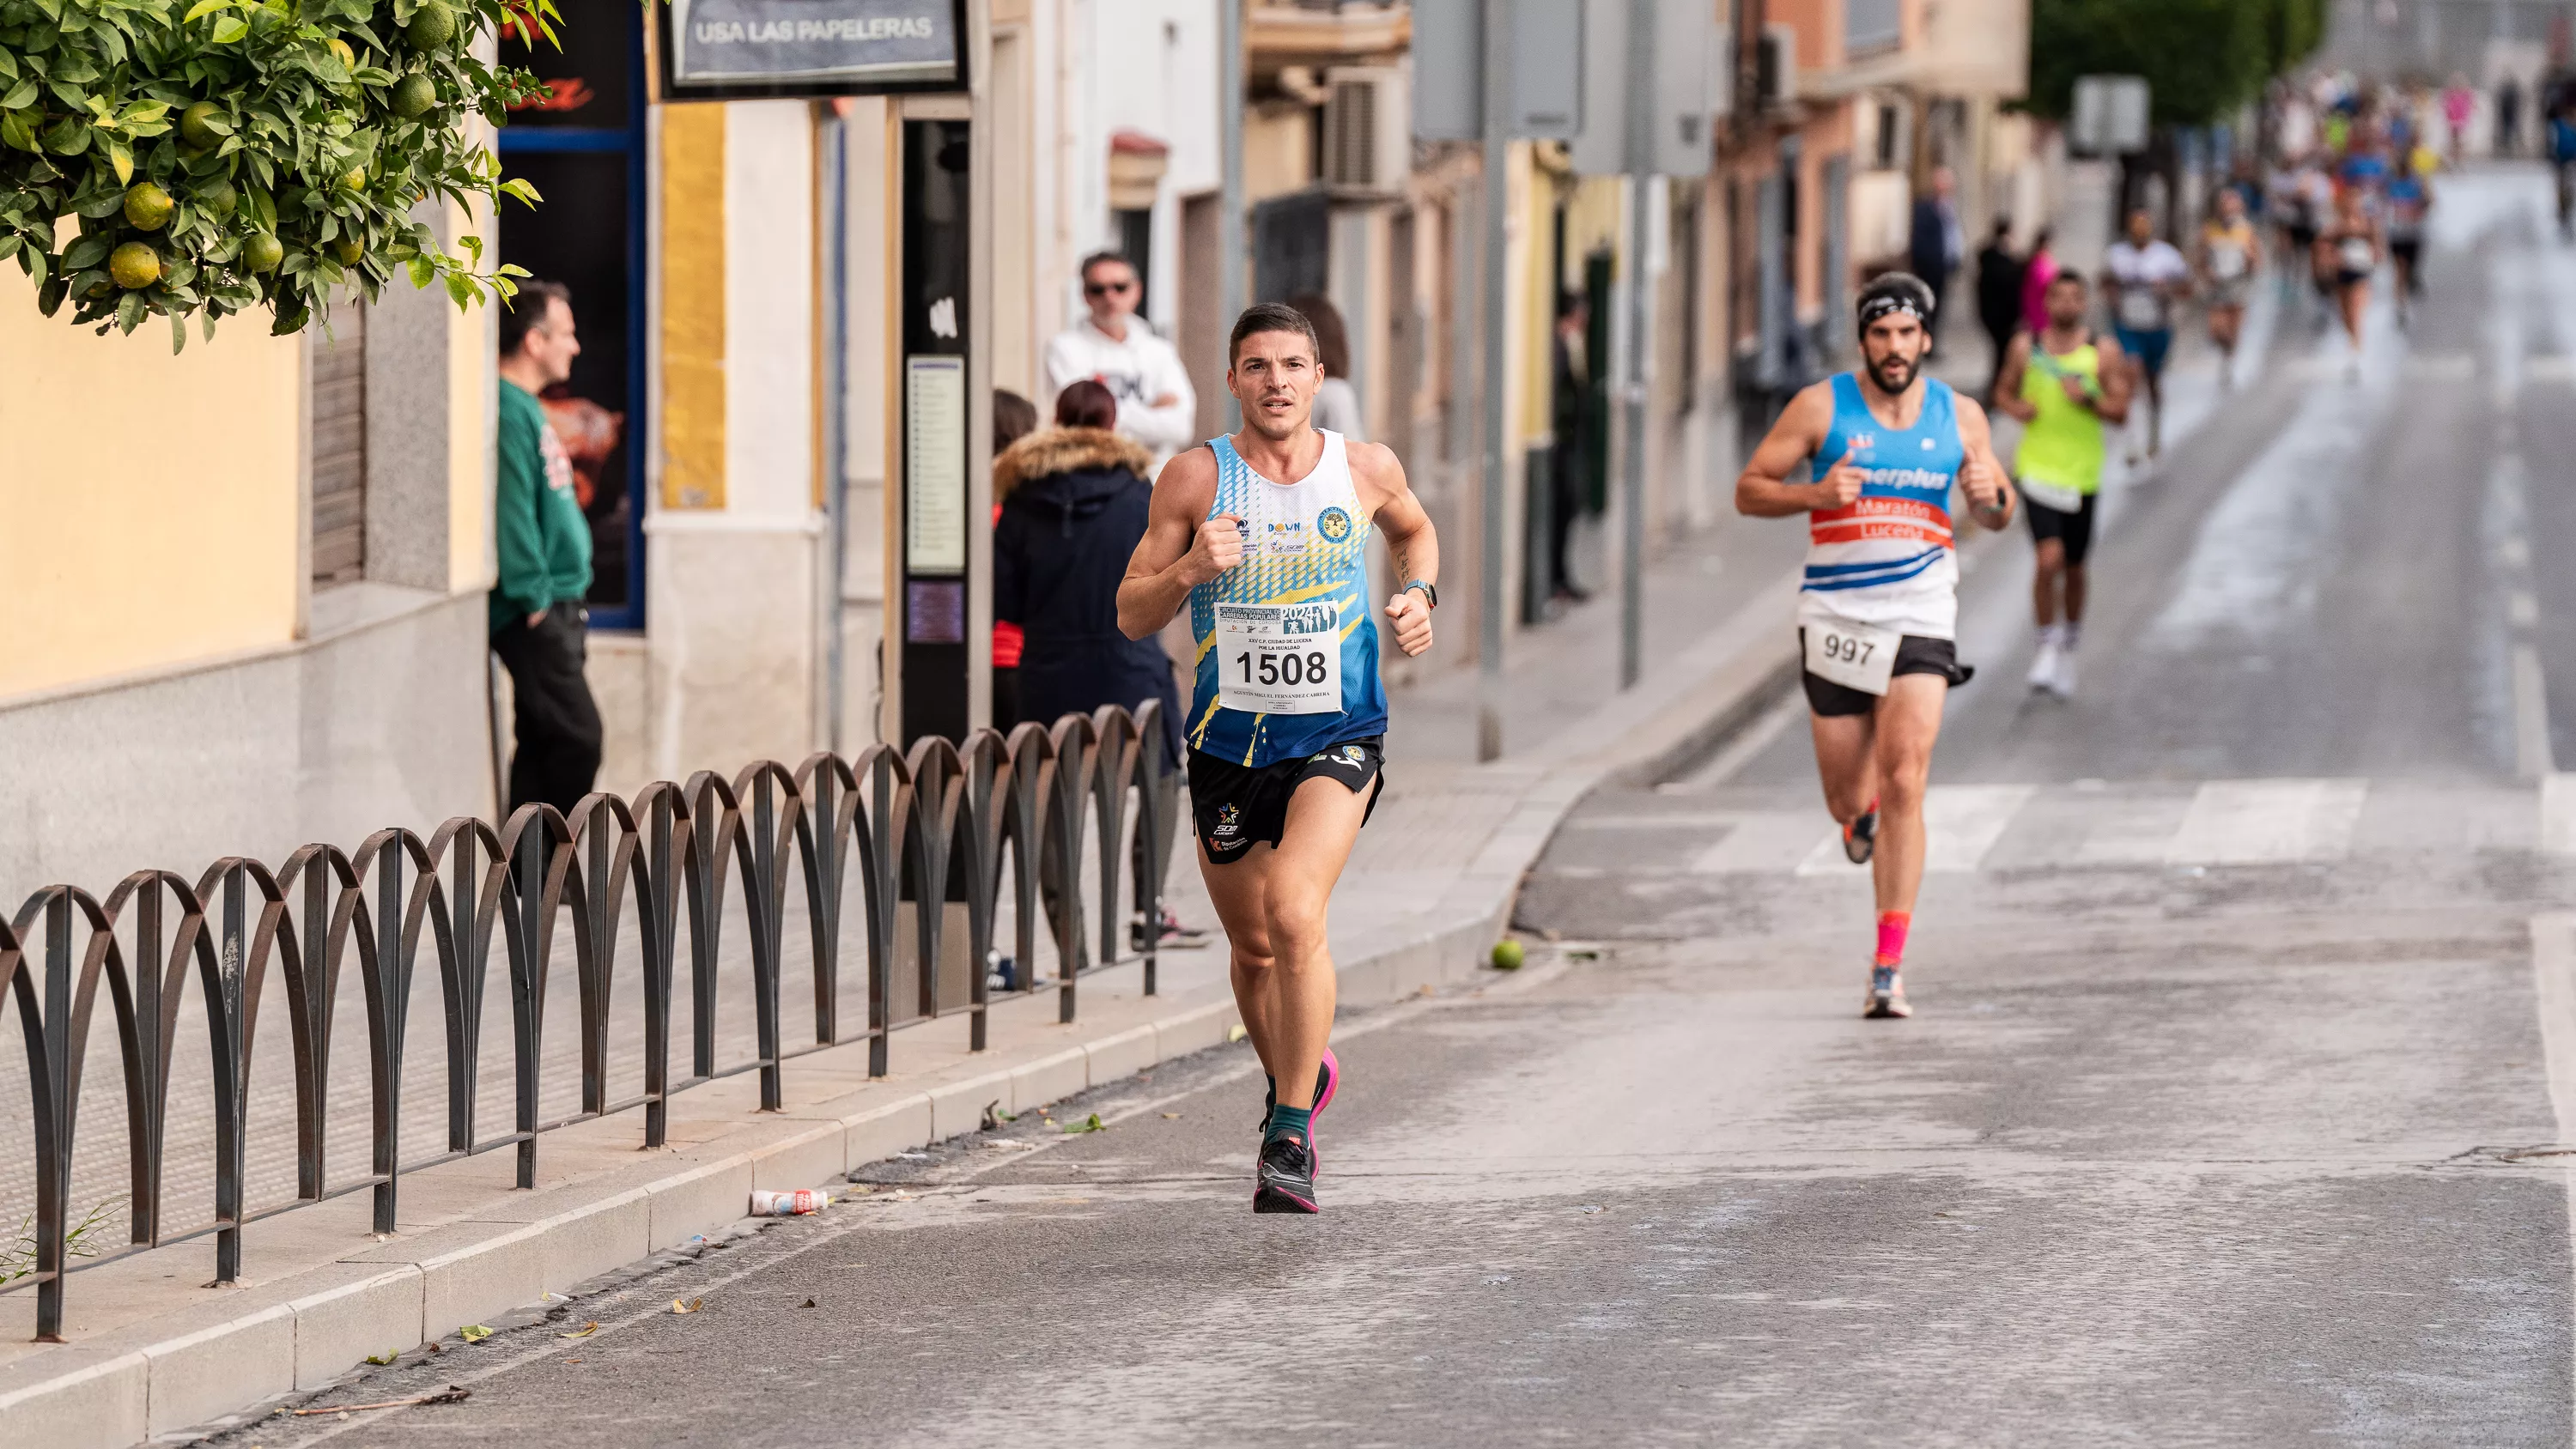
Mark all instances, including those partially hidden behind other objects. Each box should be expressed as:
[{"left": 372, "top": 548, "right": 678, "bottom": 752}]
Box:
[{"left": 1217, "top": 601, "right": 1344, "bottom": 715}]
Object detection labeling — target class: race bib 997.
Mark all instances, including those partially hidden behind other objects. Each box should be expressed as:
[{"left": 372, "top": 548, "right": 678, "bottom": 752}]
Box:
[
  {"left": 1804, "top": 620, "right": 1901, "bottom": 696},
  {"left": 1217, "top": 601, "right": 1344, "bottom": 715}
]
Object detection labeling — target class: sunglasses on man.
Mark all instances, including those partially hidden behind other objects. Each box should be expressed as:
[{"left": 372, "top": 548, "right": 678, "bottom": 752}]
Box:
[{"left": 1084, "top": 277, "right": 1137, "bottom": 297}]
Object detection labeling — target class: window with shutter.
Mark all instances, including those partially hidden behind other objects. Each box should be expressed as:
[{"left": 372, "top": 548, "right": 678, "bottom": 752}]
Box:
[{"left": 310, "top": 295, "right": 367, "bottom": 588}]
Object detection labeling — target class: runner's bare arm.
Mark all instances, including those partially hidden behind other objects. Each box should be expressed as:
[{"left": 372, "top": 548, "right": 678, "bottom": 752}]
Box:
[
  {"left": 1953, "top": 396, "right": 2015, "bottom": 531},
  {"left": 1991, "top": 334, "right": 2038, "bottom": 423},
  {"left": 1353, "top": 440, "right": 1439, "bottom": 658},
  {"left": 1116, "top": 446, "right": 1238, "bottom": 640},
  {"left": 1735, "top": 383, "right": 1860, "bottom": 517},
  {"left": 2091, "top": 333, "right": 2135, "bottom": 425}
]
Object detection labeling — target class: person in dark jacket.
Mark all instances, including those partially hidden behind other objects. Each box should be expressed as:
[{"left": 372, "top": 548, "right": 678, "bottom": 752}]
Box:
[
  {"left": 1974, "top": 217, "right": 2026, "bottom": 403},
  {"left": 993, "top": 380, "right": 1184, "bottom": 762},
  {"left": 989, "top": 389, "right": 1040, "bottom": 731},
  {"left": 1908, "top": 166, "right": 1964, "bottom": 345}
]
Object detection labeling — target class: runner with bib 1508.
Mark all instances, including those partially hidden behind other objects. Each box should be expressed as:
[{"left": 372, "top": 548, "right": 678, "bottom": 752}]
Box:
[{"left": 1116, "top": 302, "right": 1440, "bottom": 1215}]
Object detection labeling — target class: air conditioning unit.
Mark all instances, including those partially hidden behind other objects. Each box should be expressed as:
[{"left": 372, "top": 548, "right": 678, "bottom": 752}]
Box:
[
  {"left": 1757, "top": 23, "right": 1797, "bottom": 108},
  {"left": 1324, "top": 66, "right": 1411, "bottom": 197}
]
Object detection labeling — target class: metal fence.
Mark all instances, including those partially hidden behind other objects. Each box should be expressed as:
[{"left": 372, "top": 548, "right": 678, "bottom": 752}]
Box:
[{"left": 0, "top": 703, "right": 1177, "bottom": 1342}]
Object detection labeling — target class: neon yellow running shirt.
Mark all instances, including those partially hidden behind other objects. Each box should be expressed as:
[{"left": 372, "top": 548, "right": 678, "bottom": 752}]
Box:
[{"left": 2017, "top": 338, "right": 2105, "bottom": 499}]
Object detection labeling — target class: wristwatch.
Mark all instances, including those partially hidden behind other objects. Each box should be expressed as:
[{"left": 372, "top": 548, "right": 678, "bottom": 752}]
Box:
[{"left": 1402, "top": 579, "right": 1438, "bottom": 609}]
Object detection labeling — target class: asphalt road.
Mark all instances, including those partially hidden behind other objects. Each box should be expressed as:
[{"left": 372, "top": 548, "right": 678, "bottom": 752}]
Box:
[{"left": 209, "top": 171, "right": 2576, "bottom": 1447}]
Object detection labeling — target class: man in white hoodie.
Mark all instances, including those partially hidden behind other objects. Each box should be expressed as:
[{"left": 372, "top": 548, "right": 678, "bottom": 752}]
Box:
[{"left": 1045, "top": 251, "right": 1198, "bottom": 464}]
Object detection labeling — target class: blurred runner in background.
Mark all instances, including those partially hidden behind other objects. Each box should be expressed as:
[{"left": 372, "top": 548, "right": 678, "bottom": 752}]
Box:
[{"left": 2199, "top": 189, "right": 2263, "bottom": 386}]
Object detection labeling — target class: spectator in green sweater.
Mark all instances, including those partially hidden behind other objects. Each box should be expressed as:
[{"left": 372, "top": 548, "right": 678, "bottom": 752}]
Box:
[{"left": 489, "top": 281, "right": 601, "bottom": 815}]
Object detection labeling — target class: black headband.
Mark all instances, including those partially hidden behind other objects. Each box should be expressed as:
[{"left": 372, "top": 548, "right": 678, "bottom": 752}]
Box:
[{"left": 1856, "top": 292, "right": 1930, "bottom": 336}]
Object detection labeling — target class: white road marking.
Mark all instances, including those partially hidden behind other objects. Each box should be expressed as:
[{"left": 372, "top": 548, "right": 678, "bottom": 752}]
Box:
[
  {"left": 2517, "top": 645, "right": 2557, "bottom": 780},
  {"left": 1789, "top": 784, "right": 2036, "bottom": 876},
  {"left": 2520, "top": 912, "right": 2576, "bottom": 1449},
  {"left": 1695, "top": 811, "right": 1843, "bottom": 874},
  {"left": 2540, "top": 776, "right": 2576, "bottom": 856},
  {"left": 2162, "top": 779, "right": 2368, "bottom": 864}
]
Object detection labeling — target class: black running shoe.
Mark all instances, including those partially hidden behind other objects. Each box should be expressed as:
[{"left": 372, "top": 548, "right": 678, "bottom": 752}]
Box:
[
  {"left": 1843, "top": 802, "right": 1880, "bottom": 864},
  {"left": 1253, "top": 1133, "right": 1320, "bottom": 1213}
]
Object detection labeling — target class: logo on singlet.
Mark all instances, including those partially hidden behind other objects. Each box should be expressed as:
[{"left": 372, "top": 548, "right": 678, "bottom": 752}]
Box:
[{"left": 1317, "top": 506, "right": 1353, "bottom": 543}]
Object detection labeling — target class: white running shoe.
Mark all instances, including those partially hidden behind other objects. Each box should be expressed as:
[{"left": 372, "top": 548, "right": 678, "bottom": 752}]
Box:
[
  {"left": 2050, "top": 640, "right": 2081, "bottom": 698},
  {"left": 2027, "top": 634, "right": 2062, "bottom": 693}
]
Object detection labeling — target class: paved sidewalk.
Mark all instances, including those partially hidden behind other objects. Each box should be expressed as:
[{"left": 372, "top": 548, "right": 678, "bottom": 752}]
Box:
[{"left": 0, "top": 496, "right": 1807, "bottom": 1449}]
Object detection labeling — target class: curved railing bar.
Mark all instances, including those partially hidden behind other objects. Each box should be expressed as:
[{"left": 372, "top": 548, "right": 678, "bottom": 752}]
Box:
[{"left": 0, "top": 709, "right": 1178, "bottom": 1337}]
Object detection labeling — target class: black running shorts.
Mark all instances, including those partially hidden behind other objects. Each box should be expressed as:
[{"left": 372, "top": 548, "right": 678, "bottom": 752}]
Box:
[
  {"left": 1188, "top": 737, "right": 1385, "bottom": 864},
  {"left": 2025, "top": 489, "right": 2098, "bottom": 567},
  {"left": 1798, "top": 634, "right": 1973, "bottom": 718}
]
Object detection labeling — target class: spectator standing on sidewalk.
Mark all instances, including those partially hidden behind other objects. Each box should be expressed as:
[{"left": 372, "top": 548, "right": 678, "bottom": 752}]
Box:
[
  {"left": 1043, "top": 252, "right": 1196, "bottom": 466},
  {"left": 990, "top": 389, "right": 1040, "bottom": 730},
  {"left": 489, "top": 281, "right": 602, "bottom": 815},
  {"left": 1974, "top": 217, "right": 2025, "bottom": 403},
  {"left": 1909, "top": 167, "right": 1965, "bottom": 344},
  {"left": 994, "top": 379, "right": 1183, "bottom": 762},
  {"left": 1289, "top": 293, "right": 1365, "bottom": 440},
  {"left": 1547, "top": 294, "right": 1594, "bottom": 606}
]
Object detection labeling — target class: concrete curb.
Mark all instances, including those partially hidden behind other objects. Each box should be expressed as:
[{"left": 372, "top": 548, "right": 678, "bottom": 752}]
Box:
[{"left": 0, "top": 564, "right": 1807, "bottom": 1449}]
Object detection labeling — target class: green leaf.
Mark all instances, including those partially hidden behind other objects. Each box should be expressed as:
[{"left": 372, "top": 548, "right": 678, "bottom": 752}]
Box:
[
  {"left": 0, "top": 111, "right": 36, "bottom": 153},
  {"left": 183, "top": 0, "right": 230, "bottom": 20},
  {"left": 0, "top": 78, "right": 37, "bottom": 109},
  {"left": 115, "top": 288, "right": 143, "bottom": 333},
  {"left": 404, "top": 252, "right": 431, "bottom": 287},
  {"left": 106, "top": 136, "right": 130, "bottom": 183},
  {"left": 497, "top": 176, "right": 537, "bottom": 208},
  {"left": 202, "top": 309, "right": 216, "bottom": 341},
  {"left": 443, "top": 269, "right": 471, "bottom": 308},
  {"left": 210, "top": 14, "right": 246, "bottom": 40},
  {"left": 22, "top": 248, "right": 45, "bottom": 288},
  {"left": 169, "top": 307, "right": 185, "bottom": 352},
  {"left": 62, "top": 234, "right": 106, "bottom": 270}
]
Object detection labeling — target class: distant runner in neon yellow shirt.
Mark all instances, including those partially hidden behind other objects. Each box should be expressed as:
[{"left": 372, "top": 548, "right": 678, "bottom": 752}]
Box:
[{"left": 1994, "top": 270, "right": 2131, "bottom": 699}]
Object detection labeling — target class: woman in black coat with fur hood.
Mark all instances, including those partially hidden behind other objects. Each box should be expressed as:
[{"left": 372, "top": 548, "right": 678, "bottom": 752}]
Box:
[{"left": 993, "top": 379, "right": 1185, "bottom": 761}]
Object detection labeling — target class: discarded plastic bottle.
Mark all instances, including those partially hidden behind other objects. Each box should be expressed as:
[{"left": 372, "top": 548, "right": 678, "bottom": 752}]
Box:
[{"left": 748, "top": 1188, "right": 831, "bottom": 1216}]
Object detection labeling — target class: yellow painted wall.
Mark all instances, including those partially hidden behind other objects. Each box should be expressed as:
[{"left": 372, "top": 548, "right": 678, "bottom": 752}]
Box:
[
  {"left": 0, "top": 270, "right": 301, "bottom": 698},
  {"left": 661, "top": 102, "right": 728, "bottom": 510}
]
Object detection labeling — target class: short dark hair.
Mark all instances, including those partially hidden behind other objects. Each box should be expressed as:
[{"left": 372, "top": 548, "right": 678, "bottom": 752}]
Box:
[
  {"left": 1854, "top": 271, "right": 1935, "bottom": 337},
  {"left": 1228, "top": 302, "right": 1318, "bottom": 365},
  {"left": 993, "top": 389, "right": 1038, "bottom": 453},
  {"left": 499, "top": 280, "right": 570, "bottom": 360},
  {"left": 1078, "top": 251, "right": 1135, "bottom": 284},
  {"left": 2045, "top": 270, "right": 2089, "bottom": 292},
  {"left": 1054, "top": 379, "right": 1117, "bottom": 429},
  {"left": 1285, "top": 293, "right": 1351, "bottom": 378}
]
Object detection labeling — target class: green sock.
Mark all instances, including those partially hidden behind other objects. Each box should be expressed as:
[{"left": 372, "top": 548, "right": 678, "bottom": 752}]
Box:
[{"left": 1266, "top": 1103, "right": 1312, "bottom": 1144}]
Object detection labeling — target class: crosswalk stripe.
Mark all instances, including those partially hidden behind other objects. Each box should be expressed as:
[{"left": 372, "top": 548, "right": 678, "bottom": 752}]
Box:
[
  {"left": 2161, "top": 779, "right": 2366, "bottom": 864},
  {"left": 1665, "top": 778, "right": 2399, "bottom": 876},
  {"left": 1789, "top": 784, "right": 2036, "bottom": 876}
]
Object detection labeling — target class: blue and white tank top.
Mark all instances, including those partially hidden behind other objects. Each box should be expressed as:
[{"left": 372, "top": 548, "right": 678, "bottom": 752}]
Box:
[
  {"left": 1798, "top": 373, "right": 1967, "bottom": 640},
  {"left": 1187, "top": 431, "right": 1388, "bottom": 766}
]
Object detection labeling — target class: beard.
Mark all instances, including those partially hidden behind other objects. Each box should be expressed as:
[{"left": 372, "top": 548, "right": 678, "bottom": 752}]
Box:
[{"left": 1867, "top": 351, "right": 1922, "bottom": 394}]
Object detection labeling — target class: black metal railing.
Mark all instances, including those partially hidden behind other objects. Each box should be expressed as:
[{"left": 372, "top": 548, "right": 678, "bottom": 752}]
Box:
[{"left": 0, "top": 702, "right": 1176, "bottom": 1342}]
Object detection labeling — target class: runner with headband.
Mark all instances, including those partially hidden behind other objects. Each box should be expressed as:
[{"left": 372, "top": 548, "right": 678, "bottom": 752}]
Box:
[{"left": 1734, "top": 273, "right": 2014, "bottom": 1019}]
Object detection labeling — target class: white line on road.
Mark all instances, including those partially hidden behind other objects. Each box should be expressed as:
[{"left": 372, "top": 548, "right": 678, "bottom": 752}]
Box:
[
  {"left": 1790, "top": 784, "right": 2037, "bottom": 876},
  {"left": 2162, "top": 779, "right": 2368, "bottom": 865},
  {"left": 2518, "top": 645, "right": 2558, "bottom": 780},
  {"left": 2521, "top": 912, "right": 2576, "bottom": 1449}
]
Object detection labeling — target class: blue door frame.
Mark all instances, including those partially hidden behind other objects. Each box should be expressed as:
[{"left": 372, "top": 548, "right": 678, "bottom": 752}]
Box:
[{"left": 494, "top": 9, "right": 651, "bottom": 632}]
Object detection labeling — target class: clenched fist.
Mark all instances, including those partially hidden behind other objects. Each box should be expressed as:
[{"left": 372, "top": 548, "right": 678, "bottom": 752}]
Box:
[
  {"left": 1813, "top": 456, "right": 1868, "bottom": 510},
  {"left": 1959, "top": 452, "right": 2005, "bottom": 515},
  {"left": 1182, "top": 513, "right": 1246, "bottom": 585},
  {"left": 1384, "top": 588, "right": 1434, "bottom": 657}
]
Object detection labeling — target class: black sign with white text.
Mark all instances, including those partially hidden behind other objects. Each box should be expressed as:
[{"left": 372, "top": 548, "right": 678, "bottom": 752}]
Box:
[{"left": 659, "top": 0, "right": 962, "bottom": 98}]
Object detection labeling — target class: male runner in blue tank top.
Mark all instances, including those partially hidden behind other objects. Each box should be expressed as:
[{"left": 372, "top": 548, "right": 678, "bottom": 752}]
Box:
[
  {"left": 1118, "top": 303, "right": 1441, "bottom": 1213},
  {"left": 1735, "top": 273, "right": 2014, "bottom": 1019}
]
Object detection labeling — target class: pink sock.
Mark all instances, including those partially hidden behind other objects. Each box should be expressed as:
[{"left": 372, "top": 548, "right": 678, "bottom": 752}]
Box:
[{"left": 1874, "top": 912, "right": 1911, "bottom": 967}]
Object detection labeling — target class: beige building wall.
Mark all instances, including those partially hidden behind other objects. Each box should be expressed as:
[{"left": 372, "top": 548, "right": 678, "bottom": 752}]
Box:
[{"left": 0, "top": 277, "right": 304, "bottom": 698}]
